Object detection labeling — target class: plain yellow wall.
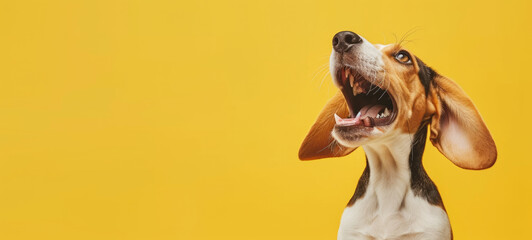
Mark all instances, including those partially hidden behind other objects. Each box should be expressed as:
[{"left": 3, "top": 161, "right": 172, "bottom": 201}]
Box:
[{"left": 0, "top": 0, "right": 531, "bottom": 239}]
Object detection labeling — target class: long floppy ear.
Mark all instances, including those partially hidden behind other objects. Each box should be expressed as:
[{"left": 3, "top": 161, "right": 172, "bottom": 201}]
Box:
[
  {"left": 428, "top": 75, "right": 497, "bottom": 169},
  {"left": 299, "top": 91, "right": 356, "bottom": 160}
]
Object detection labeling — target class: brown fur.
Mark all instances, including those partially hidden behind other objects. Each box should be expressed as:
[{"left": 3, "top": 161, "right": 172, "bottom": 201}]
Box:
[
  {"left": 299, "top": 43, "right": 496, "bottom": 170},
  {"left": 378, "top": 45, "right": 428, "bottom": 134},
  {"left": 428, "top": 75, "right": 497, "bottom": 169},
  {"left": 299, "top": 92, "right": 356, "bottom": 160}
]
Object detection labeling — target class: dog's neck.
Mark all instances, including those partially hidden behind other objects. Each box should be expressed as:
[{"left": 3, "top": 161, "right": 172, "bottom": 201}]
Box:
[
  {"left": 348, "top": 124, "right": 443, "bottom": 209},
  {"left": 339, "top": 124, "right": 449, "bottom": 239},
  {"left": 362, "top": 133, "right": 413, "bottom": 213}
]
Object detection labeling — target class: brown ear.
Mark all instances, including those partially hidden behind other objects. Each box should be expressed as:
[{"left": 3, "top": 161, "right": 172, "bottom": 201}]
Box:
[
  {"left": 299, "top": 91, "right": 356, "bottom": 160},
  {"left": 428, "top": 75, "right": 497, "bottom": 169}
]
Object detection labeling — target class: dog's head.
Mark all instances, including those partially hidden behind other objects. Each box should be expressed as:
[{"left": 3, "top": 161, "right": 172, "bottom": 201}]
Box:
[{"left": 299, "top": 31, "right": 497, "bottom": 170}]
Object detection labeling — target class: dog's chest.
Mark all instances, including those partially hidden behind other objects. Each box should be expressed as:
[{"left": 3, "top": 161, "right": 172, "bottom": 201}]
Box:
[{"left": 337, "top": 188, "right": 451, "bottom": 240}]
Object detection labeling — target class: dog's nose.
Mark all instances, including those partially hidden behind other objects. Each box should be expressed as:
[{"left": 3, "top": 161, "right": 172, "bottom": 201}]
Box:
[{"left": 333, "top": 31, "right": 362, "bottom": 53}]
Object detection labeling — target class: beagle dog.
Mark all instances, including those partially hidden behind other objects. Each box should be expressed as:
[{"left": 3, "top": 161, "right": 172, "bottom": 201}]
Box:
[{"left": 299, "top": 31, "right": 497, "bottom": 240}]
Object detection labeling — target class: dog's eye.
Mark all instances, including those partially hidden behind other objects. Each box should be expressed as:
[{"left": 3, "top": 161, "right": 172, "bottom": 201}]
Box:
[{"left": 394, "top": 51, "right": 412, "bottom": 64}]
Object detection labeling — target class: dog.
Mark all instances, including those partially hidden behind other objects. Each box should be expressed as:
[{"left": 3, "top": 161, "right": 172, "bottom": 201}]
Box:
[{"left": 299, "top": 31, "right": 497, "bottom": 240}]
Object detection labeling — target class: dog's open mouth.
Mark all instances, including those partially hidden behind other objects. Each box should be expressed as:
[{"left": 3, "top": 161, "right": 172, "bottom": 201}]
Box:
[{"left": 334, "top": 67, "right": 397, "bottom": 128}]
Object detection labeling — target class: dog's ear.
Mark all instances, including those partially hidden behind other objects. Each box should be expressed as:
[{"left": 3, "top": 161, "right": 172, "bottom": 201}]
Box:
[
  {"left": 427, "top": 75, "right": 497, "bottom": 169},
  {"left": 299, "top": 91, "right": 356, "bottom": 160}
]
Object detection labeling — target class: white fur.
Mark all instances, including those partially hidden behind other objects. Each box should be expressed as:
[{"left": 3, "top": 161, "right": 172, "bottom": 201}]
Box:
[
  {"left": 336, "top": 132, "right": 451, "bottom": 240},
  {"left": 374, "top": 44, "right": 392, "bottom": 50}
]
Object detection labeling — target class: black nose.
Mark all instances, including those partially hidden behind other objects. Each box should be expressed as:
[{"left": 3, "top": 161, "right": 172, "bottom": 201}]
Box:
[{"left": 332, "top": 31, "right": 362, "bottom": 53}]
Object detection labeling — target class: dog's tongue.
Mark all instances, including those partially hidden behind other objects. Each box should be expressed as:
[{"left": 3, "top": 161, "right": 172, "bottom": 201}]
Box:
[
  {"left": 359, "top": 104, "right": 386, "bottom": 119},
  {"left": 334, "top": 104, "right": 386, "bottom": 127}
]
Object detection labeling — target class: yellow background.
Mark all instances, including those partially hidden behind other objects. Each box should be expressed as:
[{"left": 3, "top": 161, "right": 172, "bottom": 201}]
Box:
[{"left": 0, "top": 0, "right": 530, "bottom": 239}]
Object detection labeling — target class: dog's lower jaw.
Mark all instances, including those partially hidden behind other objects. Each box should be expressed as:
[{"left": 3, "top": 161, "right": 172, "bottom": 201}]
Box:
[{"left": 336, "top": 133, "right": 452, "bottom": 240}]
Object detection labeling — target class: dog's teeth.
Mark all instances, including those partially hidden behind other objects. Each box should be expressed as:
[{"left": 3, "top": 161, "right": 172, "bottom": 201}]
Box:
[
  {"left": 383, "top": 108, "right": 390, "bottom": 117},
  {"left": 349, "top": 75, "right": 354, "bottom": 87},
  {"left": 352, "top": 82, "right": 360, "bottom": 96}
]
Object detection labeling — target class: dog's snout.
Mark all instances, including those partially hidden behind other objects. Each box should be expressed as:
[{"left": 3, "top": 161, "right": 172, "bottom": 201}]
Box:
[{"left": 333, "top": 31, "right": 362, "bottom": 53}]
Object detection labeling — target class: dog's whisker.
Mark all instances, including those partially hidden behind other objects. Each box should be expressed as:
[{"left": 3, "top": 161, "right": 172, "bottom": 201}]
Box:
[
  {"left": 380, "top": 69, "right": 386, "bottom": 87},
  {"left": 312, "top": 71, "right": 328, "bottom": 85},
  {"left": 317, "top": 138, "right": 338, "bottom": 154},
  {"left": 318, "top": 70, "right": 331, "bottom": 89},
  {"left": 378, "top": 89, "right": 388, "bottom": 100},
  {"left": 398, "top": 26, "right": 422, "bottom": 47},
  {"left": 311, "top": 63, "right": 331, "bottom": 82}
]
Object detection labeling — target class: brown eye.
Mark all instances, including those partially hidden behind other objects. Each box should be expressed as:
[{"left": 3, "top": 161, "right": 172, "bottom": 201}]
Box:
[{"left": 394, "top": 50, "right": 412, "bottom": 64}]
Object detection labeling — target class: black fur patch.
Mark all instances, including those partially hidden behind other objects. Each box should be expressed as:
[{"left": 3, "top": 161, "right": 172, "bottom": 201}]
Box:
[
  {"left": 409, "top": 122, "right": 444, "bottom": 206},
  {"left": 415, "top": 57, "right": 438, "bottom": 94},
  {"left": 346, "top": 158, "right": 370, "bottom": 206}
]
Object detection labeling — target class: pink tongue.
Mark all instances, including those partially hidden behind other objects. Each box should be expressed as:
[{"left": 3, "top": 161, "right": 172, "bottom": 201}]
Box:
[
  {"left": 359, "top": 104, "right": 386, "bottom": 119},
  {"left": 334, "top": 104, "right": 387, "bottom": 127}
]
